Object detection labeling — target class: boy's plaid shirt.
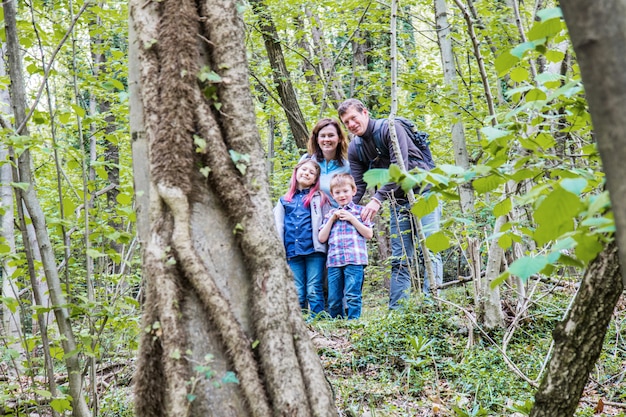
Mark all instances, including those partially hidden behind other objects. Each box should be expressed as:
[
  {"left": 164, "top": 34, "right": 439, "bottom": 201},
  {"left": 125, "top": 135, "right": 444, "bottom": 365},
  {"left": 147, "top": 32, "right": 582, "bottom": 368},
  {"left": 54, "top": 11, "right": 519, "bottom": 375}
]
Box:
[{"left": 321, "top": 202, "right": 372, "bottom": 267}]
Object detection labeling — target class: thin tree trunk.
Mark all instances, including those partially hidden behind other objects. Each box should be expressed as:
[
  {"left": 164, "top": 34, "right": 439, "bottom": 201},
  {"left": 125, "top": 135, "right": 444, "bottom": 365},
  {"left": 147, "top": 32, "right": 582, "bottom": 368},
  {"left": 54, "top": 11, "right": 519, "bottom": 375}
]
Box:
[
  {"left": 248, "top": 0, "right": 309, "bottom": 149},
  {"left": 434, "top": 0, "right": 475, "bottom": 214},
  {"left": 479, "top": 215, "right": 506, "bottom": 329},
  {"left": 3, "top": 1, "right": 91, "bottom": 415},
  {"left": 531, "top": 241, "right": 623, "bottom": 417}
]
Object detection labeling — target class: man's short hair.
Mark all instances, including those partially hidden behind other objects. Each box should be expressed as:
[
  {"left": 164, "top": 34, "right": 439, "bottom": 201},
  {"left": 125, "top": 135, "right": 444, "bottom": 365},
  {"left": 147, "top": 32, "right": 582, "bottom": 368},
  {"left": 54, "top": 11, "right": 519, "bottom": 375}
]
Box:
[
  {"left": 330, "top": 173, "right": 357, "bottom": 192},
  {"left": 337, "top": 98, "right": 367, "bottom": 118}
]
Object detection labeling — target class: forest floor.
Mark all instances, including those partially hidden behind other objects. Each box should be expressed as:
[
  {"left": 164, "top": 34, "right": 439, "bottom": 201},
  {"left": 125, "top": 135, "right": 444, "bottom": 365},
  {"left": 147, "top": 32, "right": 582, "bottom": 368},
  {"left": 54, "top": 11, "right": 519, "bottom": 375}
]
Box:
[
  {"left": 21, "top": 266, "right": 623, "bottom": 417},
  {"left": 308, "top": 266, "right": 626, "bottom": 417}
]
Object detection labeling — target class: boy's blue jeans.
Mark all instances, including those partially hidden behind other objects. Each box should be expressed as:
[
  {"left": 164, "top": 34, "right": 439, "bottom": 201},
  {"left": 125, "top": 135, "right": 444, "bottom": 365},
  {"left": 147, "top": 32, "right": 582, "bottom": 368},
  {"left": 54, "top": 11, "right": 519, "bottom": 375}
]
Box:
[
  {"left": 287, "top": 253, "right": 326, "bottom": 315},
  {"left": 327, "top": 264, "right": 365, "bottom": 319},
  {"left": 389, "top": 201, "right": 443, "bottom": 309}
]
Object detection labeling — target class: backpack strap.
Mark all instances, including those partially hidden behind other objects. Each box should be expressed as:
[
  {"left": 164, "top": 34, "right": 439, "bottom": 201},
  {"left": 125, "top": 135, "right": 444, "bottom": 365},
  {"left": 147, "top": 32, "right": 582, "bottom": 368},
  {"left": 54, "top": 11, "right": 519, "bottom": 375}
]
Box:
[{"left": 371, "top": 119, "right": 388, "bottom": 158}]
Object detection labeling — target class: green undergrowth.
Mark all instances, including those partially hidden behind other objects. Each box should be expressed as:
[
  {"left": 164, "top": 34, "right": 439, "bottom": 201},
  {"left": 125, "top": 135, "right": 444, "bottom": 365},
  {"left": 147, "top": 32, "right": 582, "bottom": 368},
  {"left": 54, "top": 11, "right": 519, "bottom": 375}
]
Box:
[{"left": 310, "top": 268, "right": 626, "bottom": 416}]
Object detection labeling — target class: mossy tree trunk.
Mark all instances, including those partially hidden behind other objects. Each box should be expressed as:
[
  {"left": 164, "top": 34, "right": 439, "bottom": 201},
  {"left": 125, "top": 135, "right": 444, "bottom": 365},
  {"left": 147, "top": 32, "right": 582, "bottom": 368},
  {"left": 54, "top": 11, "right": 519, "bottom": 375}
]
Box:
[
  {"left": 128, "top": 0, "right": 336, "bottom": 416},
  {"left": 530, "top": 242, "right": 623, "bottom": 416}
]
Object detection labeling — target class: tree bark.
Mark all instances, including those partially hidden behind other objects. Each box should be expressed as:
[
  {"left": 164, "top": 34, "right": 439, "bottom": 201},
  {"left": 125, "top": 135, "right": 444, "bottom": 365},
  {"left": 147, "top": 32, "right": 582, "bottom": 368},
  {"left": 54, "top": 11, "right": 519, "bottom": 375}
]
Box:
[
  {"left": 559, "top": 0, "right": 626, "bottom": 288},
  {"left": 129, "top": 0, "right": 336, "bottom": 415},
  {"left": 531, "top": 241, "right": 623, "bottom": 417},
  {"left": 434, "top": 0, "right": 474, "bottom": 214}
]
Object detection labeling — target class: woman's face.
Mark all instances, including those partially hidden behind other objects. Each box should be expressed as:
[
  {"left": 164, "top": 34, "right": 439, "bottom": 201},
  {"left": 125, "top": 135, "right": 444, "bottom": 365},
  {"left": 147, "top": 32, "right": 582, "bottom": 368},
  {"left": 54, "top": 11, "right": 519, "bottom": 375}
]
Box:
[{"left": 317, "top": 124, "right": 340, "bottom": 156}]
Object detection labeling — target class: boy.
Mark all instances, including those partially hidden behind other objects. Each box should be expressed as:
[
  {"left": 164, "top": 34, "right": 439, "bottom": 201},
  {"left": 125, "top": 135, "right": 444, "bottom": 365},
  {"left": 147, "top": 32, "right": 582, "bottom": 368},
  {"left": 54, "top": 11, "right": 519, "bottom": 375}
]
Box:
[{"left": 318, "top": 173, "right": 373, "bottom": 319}]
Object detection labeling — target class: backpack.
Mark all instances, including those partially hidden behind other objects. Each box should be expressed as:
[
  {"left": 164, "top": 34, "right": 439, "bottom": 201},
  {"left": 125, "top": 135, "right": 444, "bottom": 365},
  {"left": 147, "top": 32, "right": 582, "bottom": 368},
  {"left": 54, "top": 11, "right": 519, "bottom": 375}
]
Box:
[{"left": 354, "top": 117, "right": 435, "bottom": 170}]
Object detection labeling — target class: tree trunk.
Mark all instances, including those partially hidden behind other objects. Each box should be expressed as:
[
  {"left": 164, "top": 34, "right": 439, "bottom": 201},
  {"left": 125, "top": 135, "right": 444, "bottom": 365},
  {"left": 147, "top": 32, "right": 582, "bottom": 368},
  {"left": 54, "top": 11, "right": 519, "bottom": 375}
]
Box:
[
  {"left": 530, "top": 241, "right": 623, "bottom": 417},
  {"left": 559, "top": 0, "right": 626, "bottom": 289},
  {"left": 129, "top": 0, "right": 336, "bottom": 415},
  {"left": 478, "top": 215, "right": 505, "bottom": 329},
  {"left": 434, "top": 0, "right": 474, "bottom": 214},
  {"left": 3, "top": 0, "right": 91, "bottom": 415},
  {"left": 248, "top": 0, "right": 309, "bottom": 149}
]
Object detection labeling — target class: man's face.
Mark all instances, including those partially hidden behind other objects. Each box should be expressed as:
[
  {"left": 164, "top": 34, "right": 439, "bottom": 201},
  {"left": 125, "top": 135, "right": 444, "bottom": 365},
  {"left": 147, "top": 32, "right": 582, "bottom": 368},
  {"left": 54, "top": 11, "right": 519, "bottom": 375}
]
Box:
[
  {"left": 340, "top": 106, "right": 369, "bottom": 137},
  {"left": 331, "top": 183, "right": 356, "bottom": 206}
]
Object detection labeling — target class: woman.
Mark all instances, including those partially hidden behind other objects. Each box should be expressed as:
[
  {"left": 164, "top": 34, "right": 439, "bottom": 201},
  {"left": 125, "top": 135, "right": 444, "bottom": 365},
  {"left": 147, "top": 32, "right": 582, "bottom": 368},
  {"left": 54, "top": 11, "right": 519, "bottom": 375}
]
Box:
[{"left": 300, "top": 118, "right": 350, "bottom": 206}]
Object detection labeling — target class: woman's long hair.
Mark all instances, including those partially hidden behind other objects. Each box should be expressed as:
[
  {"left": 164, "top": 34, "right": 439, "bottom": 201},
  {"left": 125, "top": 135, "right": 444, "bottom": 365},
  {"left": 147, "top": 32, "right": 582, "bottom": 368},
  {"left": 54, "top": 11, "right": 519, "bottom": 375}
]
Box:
[
  {"left": 307, "top": 118, "right": 348, "bottom": 164},
  {"left": 283, "top": 159, "right": 324, "bottom": 207}
]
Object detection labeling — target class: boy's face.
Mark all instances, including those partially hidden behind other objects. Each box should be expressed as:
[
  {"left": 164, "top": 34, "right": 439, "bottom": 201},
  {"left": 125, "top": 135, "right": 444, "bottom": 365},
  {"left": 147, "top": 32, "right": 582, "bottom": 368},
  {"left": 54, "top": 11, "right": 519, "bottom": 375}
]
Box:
[{"left": 331, "top": 183, "right": 356, "bottom": 206}]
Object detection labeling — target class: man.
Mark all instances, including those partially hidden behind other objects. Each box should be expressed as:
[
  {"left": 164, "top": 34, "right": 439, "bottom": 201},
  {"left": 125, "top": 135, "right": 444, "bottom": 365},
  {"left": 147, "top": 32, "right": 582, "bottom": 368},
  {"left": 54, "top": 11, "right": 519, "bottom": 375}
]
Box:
[{"left": 337, "top": 98, "right": 443, "bottom": 309}]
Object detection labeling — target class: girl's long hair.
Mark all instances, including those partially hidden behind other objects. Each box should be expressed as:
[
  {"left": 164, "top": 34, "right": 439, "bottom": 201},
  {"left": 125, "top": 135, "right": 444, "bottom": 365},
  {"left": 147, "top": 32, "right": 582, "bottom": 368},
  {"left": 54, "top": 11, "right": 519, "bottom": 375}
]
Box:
[
  {"left": 307, "top": 118, "right": 348, "bottom": 164},
  {"left": 283, "top": 159, "right": 325, "bottom": 207}
]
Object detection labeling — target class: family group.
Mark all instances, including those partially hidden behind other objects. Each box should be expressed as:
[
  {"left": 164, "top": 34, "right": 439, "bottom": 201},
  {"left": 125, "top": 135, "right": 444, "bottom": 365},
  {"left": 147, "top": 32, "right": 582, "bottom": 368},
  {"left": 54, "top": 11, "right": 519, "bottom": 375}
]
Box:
[{"left": 273, "top": 99, "right": 443, "bottom": 320}]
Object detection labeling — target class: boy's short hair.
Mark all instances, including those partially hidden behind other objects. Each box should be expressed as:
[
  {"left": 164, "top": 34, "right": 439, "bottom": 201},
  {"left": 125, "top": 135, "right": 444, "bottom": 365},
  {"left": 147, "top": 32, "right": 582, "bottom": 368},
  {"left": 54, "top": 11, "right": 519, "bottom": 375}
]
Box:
[{"left": 330, "top": 173, "right": 356, "bottom": 192}]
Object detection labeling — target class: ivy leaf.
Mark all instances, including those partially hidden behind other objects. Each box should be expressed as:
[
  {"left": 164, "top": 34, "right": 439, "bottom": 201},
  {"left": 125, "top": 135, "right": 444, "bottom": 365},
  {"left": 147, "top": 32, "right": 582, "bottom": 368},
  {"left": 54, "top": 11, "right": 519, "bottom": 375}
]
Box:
[
  {"left": 229, "top": 150, "right": 250, "bottom": 175},
  {"left": 222, "top": 371, "right": 240, "bottom": 385}
]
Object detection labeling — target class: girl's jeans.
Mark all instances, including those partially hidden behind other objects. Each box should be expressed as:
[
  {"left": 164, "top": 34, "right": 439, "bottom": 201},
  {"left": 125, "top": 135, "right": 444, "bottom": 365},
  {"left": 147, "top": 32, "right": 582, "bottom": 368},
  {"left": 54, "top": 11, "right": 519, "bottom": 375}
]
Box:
[{"left": 287, "top": 252, "right": 326, "bottom": 314}]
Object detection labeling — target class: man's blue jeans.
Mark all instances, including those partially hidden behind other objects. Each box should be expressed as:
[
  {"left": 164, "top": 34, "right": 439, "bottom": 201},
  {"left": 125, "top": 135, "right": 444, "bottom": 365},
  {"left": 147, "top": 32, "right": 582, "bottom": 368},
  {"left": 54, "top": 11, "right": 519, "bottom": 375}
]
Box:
[
  {"left": 327, "top": 264, "right": 365, "bottom": 319},
  {"left": 389, "top": 201, "right": 443, "bottom": 309},
  {"left": 287, "top": 253, "right": 326, "bottom": 315}
]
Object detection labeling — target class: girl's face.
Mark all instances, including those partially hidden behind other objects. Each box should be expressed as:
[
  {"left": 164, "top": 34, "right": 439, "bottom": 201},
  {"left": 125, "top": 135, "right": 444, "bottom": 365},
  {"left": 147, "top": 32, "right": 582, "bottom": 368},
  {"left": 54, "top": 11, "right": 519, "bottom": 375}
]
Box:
[
  {"left": 317, "top": 124, "right": 340, "bottom": 156},
  {"left": 296, "top": 162, "right": 318, "bottom": 190}
]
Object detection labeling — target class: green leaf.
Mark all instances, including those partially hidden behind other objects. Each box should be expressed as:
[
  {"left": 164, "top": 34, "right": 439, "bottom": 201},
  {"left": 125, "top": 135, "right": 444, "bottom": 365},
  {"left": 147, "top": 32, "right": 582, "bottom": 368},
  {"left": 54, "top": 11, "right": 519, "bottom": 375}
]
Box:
[
  {"left": 533, "top": 132, "right": 556, "bottom": 150},
  {"left": 363, "top": 168, "right": 391, "bottom": 188},
  {"left": 425, "top": 232, "right": 450, "bottom": 253},
  {"left": 495, "top": 52, "right": 519, "bottom": 76},
  {"left": 222, "top": 371, "right": 240, "bottom": 384},
  {"left": 537, "top": 7, "right": 563, "bottom": 21},
  {"left": 481, "top": 126, "right": 511, "bottom": 141},
  {"left": 560, "top": 178, "right": 587, "bottom": 195},
  {"left": 116, "top": 193, "right": 133, "bottom": 205},
  {"left": 86, "top": 249, "right": 105, "bottom": 259},
  {"left": 11, "top": 182, "right": 31, "bottom": 191},
  {"left": 71, "top": 104, "right": 86, "bottom": 118},
  {"left": 510, "top": 67, "right": 530, "bottom": 82},
  {"left": 508, "top": 255, "right": 549, "bottom": 281},
  {"left": 511, "top": 41, "right": 538, "bottom": 59},
  {"left": 527, "top": 18, "right": 563, "bottom": 41},
  {"left": 0, "top": 244, "right": 11, "bottom": 254},
  {"left": 533, "top": 187, "right": 583, "bottom": 245},
  {"left": 229, "top": 150, "right": 250, "bottom": 175},
  {"left": 51, "top": 398, "right": 72, "bottom": 413},
  {"left": 493, "top": 198, "right": 512, "bottom": 217},
  {"left": 525, "top": 88, "right": 547, "bottom": 102},
  {"left": 411, "top": 194, "right": 438, "bottom": 217},
  {"left": 573, "top": 233, "right": 604, "bottom": 263},
  {"left": 472, "top": 174, "right": 505, "bottom": 194}
]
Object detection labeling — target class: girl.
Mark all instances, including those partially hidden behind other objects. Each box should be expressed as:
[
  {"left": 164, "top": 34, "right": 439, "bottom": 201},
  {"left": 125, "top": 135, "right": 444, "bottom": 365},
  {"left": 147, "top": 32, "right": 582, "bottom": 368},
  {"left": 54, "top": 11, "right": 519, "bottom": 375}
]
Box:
[{"left": 274, "top": 159, "right": 330, "bottom": 316}]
